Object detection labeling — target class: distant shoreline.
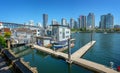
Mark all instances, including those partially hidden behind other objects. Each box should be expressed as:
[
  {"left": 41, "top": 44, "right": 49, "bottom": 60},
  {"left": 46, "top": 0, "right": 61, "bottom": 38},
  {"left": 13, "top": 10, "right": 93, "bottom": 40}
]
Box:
[{"left": 71, "top": 31, "right": 120, "bottom": 33}]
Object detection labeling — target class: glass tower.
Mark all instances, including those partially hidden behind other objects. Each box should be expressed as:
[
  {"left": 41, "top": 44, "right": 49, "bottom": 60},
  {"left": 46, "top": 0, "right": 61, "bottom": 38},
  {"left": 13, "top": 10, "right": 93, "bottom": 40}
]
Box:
[
  {"left": 43, "top": 14, "right": 48, "bottom": 29},
  {"left": 87, "top": 13, "right": 95, "bottom": 29}
]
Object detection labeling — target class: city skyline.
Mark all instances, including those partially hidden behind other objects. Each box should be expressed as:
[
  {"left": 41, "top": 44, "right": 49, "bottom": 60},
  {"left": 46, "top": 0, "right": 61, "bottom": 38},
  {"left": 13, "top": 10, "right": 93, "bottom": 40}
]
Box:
[{"left": 0, "top": 0, "right": 120, "bottom": 26}]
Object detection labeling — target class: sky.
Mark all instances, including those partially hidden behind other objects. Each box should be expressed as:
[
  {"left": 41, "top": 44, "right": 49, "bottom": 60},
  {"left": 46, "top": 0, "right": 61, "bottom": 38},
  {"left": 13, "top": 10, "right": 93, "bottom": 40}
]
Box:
[{"left": 0, "top": 0, "right": 120, "bottom": 26}]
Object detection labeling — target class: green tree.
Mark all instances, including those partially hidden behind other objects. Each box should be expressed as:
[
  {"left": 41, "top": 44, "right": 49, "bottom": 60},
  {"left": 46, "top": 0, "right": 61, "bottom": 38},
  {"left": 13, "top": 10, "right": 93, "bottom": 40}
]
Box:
[
  {"left": 0, "top": 35, "right": 6, "bottom": 47},
  {"left": 4, "top": 32, "right": 11, "bottom": 38}
]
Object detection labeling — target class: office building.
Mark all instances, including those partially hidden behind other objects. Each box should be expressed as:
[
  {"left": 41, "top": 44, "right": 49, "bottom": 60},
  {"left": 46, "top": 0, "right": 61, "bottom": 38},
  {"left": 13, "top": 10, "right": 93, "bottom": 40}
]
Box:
[
  {"left": 74, "top": 21, "right": 78, "bottom": 29},
  {"left": 70, "top": 18, "right": 75, "bottom": 29},
  {"left": 80, "top": 15, "right": 86, "bottom": 28},
  {"left": 99, "top": 13, "right": 114, "bottom": 29},
  {"left": 78, "top": 17, "right": 81, "bottom": 28},
  {"left": 43, "top": 14, "right": 48, "bottom": 29},
  {"left": 61, "top": 18, "right": 67, "bottom": 25},
  {"left": 87, "top": 13, "right": 95, "bottom": 29},
  {"left": 51, "top": 19, "right": 58, "bottom": 25},
  {"left": 106, "top": 13, "right": 114, "bottom": 29}
]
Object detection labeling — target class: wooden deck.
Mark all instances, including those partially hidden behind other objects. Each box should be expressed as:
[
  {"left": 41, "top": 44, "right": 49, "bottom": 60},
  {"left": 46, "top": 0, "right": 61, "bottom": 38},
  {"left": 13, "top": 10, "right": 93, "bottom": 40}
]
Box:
[
  {"left": 33, "top": 45, "right": 68, "bottom": 59},
  {"left": 73, "top": 58, "right": 119, "bottom": 73},
  {"left": 72, "top": 41, "right": 96, "bottom": 58},
  {"left": 32, "top": 41, "right": 119, "bottom": 73}
]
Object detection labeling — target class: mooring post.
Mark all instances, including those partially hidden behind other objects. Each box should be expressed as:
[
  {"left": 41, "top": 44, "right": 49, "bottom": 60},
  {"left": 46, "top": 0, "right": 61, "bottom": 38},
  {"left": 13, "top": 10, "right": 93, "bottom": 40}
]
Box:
[
  {"left": 68, "top": 38, "right": 72, "bottom": 63},
  {"left": 53, "top": 44, "right": 55, "bottom": 51},
  {"left": 91, "top": 30, "right": 93, "bottom": 44}
]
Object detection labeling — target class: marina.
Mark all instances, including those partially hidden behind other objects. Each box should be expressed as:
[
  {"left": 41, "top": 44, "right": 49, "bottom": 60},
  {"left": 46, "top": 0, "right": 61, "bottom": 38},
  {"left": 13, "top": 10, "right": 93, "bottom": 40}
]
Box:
[
  {"left": 1, "top": 22, "right": 120, "bottom": 73},
  {"left": 4, "top": 33, "right": 119, "bottom": 73},
  {"left": 1, "top": 0, "right": 120, "bottom": 72},
  {"left": 31, "top": 40, "right": 119, "bottom": 73},
  {"left": 1, "top": 31, "right": 120, "bottom": 73}
]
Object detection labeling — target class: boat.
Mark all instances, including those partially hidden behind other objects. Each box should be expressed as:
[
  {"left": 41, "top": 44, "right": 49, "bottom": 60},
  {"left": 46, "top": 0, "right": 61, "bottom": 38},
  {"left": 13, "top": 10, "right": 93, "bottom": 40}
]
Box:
[
  {"left": 52, "top": 42, "right": 75, "bottom": 49},
  {"left": 117, "top": 66, "right": 120, "bottom": 71},
  {"left": 53, "top": 44, "right": 65, "bottom": 49},
  {"left": 104, "top": 32, "right": 107, "bottom": 34}
]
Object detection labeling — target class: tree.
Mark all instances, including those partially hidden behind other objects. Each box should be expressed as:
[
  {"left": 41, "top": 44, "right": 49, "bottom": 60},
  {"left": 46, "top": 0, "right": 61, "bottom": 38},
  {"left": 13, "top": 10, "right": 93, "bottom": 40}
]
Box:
[
  {"left": 4, "top": 32, "right": 11, "bottom": 38},
  {"left": 0, "top": 35, "right": 6, "bottom": 47}
]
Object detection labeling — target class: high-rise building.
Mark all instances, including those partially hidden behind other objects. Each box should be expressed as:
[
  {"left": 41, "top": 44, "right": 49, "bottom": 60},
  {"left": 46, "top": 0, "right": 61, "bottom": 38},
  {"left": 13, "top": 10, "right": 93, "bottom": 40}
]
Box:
[
  {"left": 87, "top": 13, "right": 95, "bottom": 29},
  {"left": 51, "top": 19, "right": 58, "bottom": 25},
  {"left": 99, "top": 13, "right": 114, "bottom": 29},
  {"left": 80, "top": 15, "right": 86, "bottom": 28},
  {"left": 78, "top": 17, "right": 81, "bottom": 28},
  {"left": 106, "top": 13, "right": 114, "bottom": 29},
  {"left": 61, "top": 18, "right": 67, "bottom": 25},
  {"left": 74, "top": 21, "right": 78, "bottom": 29},
  {"left": 99, "top": 15, "right": 106, "bottom": 29},
  {"left": 43, "top": 14, "right": 48, "bottom": 29},
  {"left": 70, "top": 18, "right": 75, "bottom": 29}
]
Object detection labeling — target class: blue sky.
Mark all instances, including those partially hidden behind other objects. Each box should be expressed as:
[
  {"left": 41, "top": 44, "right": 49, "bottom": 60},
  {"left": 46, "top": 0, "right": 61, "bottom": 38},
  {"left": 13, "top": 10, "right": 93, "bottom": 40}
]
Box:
[{"left": 0, "top": 0, "right": 120, "bottom": 26}]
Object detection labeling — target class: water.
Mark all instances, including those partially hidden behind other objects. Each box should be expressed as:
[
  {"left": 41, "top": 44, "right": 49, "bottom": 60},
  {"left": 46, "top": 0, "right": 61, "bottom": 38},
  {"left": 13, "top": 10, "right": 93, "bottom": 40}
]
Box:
[
  {"left": 11, "top": 33, "right": 120, "bottom": 73},
  {"left": 82, "top": 33, "right": 120, "bottom": 68}
]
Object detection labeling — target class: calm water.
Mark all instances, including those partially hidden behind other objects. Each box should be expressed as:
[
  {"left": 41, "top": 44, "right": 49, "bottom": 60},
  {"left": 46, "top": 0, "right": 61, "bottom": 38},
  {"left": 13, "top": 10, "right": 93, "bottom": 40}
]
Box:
[{"left": 11, "top": 33, "right": 120, "bottom": 73}]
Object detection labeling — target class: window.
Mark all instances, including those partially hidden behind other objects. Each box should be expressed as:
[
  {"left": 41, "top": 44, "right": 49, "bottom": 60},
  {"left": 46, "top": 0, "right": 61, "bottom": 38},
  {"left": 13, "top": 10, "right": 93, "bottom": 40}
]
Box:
[
  {"left": 38, "top": 30, "right": 40, "bottom": 32},
  {"left": 60, "top": 32, "right": 62, "bottom": 34}
]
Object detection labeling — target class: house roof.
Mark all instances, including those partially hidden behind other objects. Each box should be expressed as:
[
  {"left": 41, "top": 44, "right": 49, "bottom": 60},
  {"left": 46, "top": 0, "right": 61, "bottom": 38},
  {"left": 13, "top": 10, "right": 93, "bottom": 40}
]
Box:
[
  {"left": 13, "top": 28, "right": 33, "bottom": 33},
  {"left": 0, "top": 28, "right": 11, "bottom": 34},
  {"left": 3, "top": 28, "right": 11, "bottom": 32}
]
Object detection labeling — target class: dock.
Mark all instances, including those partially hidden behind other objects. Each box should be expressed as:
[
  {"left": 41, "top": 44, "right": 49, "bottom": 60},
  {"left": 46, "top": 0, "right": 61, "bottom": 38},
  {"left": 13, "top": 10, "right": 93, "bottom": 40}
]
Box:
[
  {"left": 56, "top": 43, "right": 74, "bottom": 52},
  {"left": 73, "top": 58, "right": 119, "bottom": 73},
  {"left": 11, "top": 43, "right": 26, "bottom": 48},
  {"left": 32, "top": 41, "right": 119, "bottom": 73},
  {"left": 72, "top": 41, "right": 96, "bottom": 58},
  {"left": 33, "top": 45, "right": 68, "bottom": 59}
]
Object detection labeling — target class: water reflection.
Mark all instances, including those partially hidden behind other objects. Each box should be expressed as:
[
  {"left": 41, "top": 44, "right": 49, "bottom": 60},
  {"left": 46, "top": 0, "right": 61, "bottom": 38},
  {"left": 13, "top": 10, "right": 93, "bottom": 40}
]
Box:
[
  {"left": 67, "top": 63, "right": 72, "bottom": 73},
  {"left": 16, "top": 48, "right": 33, "bottom": 57},
  {"left": 36, "top": 50, "right": 49, "bottom": 58}
]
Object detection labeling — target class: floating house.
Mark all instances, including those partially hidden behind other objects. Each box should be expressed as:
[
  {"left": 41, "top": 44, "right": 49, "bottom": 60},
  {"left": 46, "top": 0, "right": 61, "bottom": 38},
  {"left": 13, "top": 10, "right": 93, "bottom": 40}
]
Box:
[
  {"left": 36, "top": 24, "right": 74, "bottom": 49},
  {"left": 51, "top": 24, "right": 70, "bottom": 42},
  {"left": 50, "top": 24, "right": 71, "bottom": 49},
  {"left": 36, "top": 36, "right": 51, "bottom": 47}
]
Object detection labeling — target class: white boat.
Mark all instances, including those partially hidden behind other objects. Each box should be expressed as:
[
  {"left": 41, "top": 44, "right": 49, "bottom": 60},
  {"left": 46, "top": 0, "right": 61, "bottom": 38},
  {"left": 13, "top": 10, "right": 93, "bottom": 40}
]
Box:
[{"left": 104, "top": 32, "right": 107, "bottom": 34}]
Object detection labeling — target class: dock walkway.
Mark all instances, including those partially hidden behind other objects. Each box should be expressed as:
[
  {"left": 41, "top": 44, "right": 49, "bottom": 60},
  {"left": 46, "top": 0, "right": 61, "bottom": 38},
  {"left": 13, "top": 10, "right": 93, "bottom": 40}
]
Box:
[
  {"left": 72, "top": 41, "right": 96, "bottom": 58},
  {"left": 33, "top": 45, "right": 68, "bottom": 59},
  {"left": 32, "top": 41, "right": 119, "bottom": 73},
  {"left": 73, "top": 58, "right": 119, "bottom": 73}
]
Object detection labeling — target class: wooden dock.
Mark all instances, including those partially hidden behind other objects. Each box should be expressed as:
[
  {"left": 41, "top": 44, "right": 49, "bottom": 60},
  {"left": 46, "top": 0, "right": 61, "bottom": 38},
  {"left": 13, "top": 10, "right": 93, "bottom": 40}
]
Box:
[
  {"left": 72, "top": 41, "right": 96, "bottom": 58},
  {"left": 32, "top": 41, "right": 119, "bottom": 73},
  {"left": 73, "top": 58, "right": 119, "bottom": 73},
  {"left": 33, "top": 45, "right": 68, "bottom": 59}
]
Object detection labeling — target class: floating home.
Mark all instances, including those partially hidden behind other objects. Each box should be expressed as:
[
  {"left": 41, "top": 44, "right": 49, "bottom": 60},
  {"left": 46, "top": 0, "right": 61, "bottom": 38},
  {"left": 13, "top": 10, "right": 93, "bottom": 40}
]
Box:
[{"left": 36, "top": 24, "right": 74, "bottom": 49}]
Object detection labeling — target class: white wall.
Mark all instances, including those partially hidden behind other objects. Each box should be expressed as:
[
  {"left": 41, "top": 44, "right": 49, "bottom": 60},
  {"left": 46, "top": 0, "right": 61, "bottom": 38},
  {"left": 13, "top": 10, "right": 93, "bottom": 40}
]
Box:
[
  {"left": 58, "top": 27, "right": 70, "bottom": 41},
  {"left": 43, "top": 40, "right": 50, "bottom": 46}
]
